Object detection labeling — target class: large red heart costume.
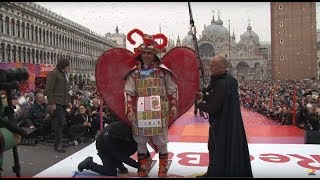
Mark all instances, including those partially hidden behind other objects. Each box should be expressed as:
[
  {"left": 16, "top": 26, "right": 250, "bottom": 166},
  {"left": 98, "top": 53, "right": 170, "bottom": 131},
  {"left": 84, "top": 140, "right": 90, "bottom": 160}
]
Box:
[
  {"left": 95, "top": 29, "right": 199, "bottom": 151},
  {"left": 96, "top": 46, "right": 199, "bottom": 126}
]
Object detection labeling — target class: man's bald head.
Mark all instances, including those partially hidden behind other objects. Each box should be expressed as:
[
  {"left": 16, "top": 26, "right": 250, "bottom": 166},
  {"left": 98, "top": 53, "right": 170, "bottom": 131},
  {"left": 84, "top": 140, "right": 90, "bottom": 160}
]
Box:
[
  {"left": 209, "top": 55, "right": 228, "bottom": 76},
  {"left": 212, "top": 55, "right": 227, "bottom": 68}
]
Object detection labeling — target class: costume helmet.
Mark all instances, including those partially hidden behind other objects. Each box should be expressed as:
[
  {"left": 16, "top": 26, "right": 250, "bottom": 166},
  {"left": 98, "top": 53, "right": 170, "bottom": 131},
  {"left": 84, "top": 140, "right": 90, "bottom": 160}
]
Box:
[{"left": 127, "top": 28, "right": 168, "bottom": 56}]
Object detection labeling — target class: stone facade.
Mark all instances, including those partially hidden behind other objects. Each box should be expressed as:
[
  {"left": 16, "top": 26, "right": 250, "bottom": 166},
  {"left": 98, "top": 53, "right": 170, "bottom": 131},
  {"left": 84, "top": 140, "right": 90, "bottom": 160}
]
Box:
[{"left": 0, "top": 2, "right": 119, "bottom": 85}]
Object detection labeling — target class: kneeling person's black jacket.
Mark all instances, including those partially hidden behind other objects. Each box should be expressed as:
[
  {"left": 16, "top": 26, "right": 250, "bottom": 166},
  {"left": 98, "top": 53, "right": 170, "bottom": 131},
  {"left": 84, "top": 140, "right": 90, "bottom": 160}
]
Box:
[{"left": 96, "top": 121, "right": 138, "bottom": 168}]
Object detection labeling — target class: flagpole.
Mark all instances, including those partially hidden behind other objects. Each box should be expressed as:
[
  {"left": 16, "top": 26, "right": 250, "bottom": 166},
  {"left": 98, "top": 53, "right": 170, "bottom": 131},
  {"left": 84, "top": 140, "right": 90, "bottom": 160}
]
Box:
[
  {"left": 159, "top": 23, "right": 162, "bottom": 58},
  {"left": 228, "top": 19, "right": 231, "bottom": 60}
]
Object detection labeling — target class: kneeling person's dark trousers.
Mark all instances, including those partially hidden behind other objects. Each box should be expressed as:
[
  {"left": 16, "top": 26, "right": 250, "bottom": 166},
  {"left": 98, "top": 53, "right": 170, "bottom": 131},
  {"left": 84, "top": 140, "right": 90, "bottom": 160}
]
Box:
[{"left": 80, "top": 136, "right": 130, "bottom": 176}]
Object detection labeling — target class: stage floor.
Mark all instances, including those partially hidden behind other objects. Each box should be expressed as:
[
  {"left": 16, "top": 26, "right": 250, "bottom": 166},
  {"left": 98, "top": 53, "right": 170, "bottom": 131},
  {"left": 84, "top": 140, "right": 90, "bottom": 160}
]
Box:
[{"left": 35, "top": 107, "right": 319, "bottom": 178}]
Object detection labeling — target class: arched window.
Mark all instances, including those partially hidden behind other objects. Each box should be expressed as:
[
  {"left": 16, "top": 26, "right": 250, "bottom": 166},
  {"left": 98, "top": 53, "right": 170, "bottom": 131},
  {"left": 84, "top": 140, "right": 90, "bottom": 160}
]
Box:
[
  {"left": 279, "top": 21, "right": 284, "bottom": 27},
  {"left": 26, "top": 48, "right": 30, "bottom": 63},
  {"left": 22, "top": 47, "right": 26, "bottom": 63},
  {"left": 16, "top": 20, "right": 20, "bottom": 37},
  {"left": 35, "top": 49, "right": 39, "bottom": 64},
  {"left": 30, "top": 25, "right": 34, "bottom": 41},
  {"left": 279, "top": 4, "right": 283, "bottom": 10},
  {"left": 31, "top": 49, "right": 35, "bottom": 64},
  {"left": 0, "top": 43, "right": 5, "bottom": 62},
  {"left": 11, "top": 18, "right": 15, "bottom": 36},
  {"left": 7, "top": 44, "right": 11, "bottom": 62},
  {"left": 17, "top": 46, "right": 21, "bottom": 62},
  {"left": 59, "top": 34, "right": 61, "bottom": 47},
  {"left": 5, "top": 17, "right": 9, "bottom": 35},
  {"left": 12, "top": 46, "right": 16, "bottom": 62},
  {"left": 280, "top": 38, "right": 284, "bottom": 44},
  {"left": 21, "top": 22, "right": 25, "bottom": 38},
  {"left": 42, "top": 29, "right": 45, "bottom": 43},
  {"left": 50, "top": 31, "right": 52, "bottom": 45},
  {"left": 0, "top": 14, "right": 3, "bottom": 34},
  {"left": 35, "top": 26, "right": 38, "bottom": 42},
  {"left": 26, "top": 23, "right": 30, "bottom": 40},
  {"left": 51, "top": 52, "right": 53, "bottom": 64},
  {"left": 280, "top": 55, "right": 284, "bottom": 61},
  {"left": 39, "top": 27, "right": 42, "bottom": 42},
  {"left": 46, "top": 30, "right": 49, "bottom": 44}
]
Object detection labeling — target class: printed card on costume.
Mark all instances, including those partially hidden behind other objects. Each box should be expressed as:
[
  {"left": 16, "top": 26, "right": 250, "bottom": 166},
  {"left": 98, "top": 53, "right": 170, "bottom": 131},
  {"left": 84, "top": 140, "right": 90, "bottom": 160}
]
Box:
[{"left": 137, "top": 96, "right": 162, "bottom": 128}]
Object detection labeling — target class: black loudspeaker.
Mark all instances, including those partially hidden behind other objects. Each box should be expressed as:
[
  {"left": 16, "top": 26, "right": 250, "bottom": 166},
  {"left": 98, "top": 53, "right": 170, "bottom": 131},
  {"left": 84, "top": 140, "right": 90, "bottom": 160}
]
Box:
[{"left": 304, "top": 130, "right": 320, "bottom": 144}]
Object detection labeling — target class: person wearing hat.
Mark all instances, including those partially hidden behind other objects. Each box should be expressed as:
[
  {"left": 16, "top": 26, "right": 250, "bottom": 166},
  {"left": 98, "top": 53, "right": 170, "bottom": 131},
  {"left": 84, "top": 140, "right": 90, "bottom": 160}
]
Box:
[
  {"left": 124, "top": 29, "right": 178, "bottom": 177},
  {"left": 77, "top": 120, "right": 151, "bottom": 176}
]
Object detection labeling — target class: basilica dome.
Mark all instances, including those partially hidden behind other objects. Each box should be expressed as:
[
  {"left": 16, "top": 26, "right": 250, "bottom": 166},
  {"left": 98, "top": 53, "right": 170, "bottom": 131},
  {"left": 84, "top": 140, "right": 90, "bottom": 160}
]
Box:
[
  {"left": 182, "top": 30, "right": 194, "bottom": 46},
  {"left": 240, "top": 24, "right": 260, "bottom": 44},
  {"left": 202, "top": 13, "right": 229, "bottom": 39}
]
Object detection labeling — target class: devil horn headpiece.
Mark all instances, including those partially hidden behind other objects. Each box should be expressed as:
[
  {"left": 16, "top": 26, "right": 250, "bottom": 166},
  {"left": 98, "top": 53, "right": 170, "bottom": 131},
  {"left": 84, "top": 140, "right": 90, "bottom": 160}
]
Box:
[{"left": 127, "top": 28, "right": 168, "bottom": 54}]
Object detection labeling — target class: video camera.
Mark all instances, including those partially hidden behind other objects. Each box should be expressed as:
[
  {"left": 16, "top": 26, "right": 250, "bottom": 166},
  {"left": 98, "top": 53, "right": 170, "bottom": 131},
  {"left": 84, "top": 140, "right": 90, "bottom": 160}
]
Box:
[
  {"left": 0, "top": 67, "right": 29, "bottom": 136},
  {"left": 0, "top": 68, "right": 29, "bottom": 90},
  {"left": 0, "top": 67, "right": 29, "bottom": 177}
]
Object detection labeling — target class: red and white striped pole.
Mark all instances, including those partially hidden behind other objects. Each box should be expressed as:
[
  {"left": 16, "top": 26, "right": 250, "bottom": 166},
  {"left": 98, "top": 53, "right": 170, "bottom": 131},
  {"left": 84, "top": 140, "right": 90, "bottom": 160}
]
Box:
[
  {"left": 99, "top": 99, "right": 104, "bottom": 131},
  {"left": 292, "top": 87, "right": 296, "bottom": 126}
]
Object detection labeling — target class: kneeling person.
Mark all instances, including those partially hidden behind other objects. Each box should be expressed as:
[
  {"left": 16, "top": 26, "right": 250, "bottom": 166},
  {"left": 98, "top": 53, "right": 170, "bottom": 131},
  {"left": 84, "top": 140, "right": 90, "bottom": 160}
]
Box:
[{"left": 78, "top": 120, "right": 151, "bottom": 176}]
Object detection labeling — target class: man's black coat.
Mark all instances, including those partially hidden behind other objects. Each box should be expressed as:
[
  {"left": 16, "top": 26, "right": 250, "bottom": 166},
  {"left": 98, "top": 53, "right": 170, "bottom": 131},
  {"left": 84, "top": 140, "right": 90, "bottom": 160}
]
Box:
[{"left": 197, "top": 72, "right": 253, "bottom": 177}]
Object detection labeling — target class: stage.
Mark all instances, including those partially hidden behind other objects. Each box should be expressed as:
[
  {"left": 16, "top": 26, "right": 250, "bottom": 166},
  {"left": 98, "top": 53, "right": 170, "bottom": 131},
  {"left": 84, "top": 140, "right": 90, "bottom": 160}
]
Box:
[{"left": 35, "top": 107, "right": 319, "bottom": 178}]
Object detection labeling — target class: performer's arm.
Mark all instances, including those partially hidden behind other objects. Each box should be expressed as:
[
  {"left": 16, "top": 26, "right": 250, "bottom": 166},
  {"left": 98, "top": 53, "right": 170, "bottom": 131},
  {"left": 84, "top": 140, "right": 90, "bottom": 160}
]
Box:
[
  {"left": 124, "top": 73, "right": 136, "bottom": 121},
  {"left": 165, "top": 71, "right": 178, "bottom": 118},
  {"left": 196, "top": 78, "right": 226, "bottom": 116}
]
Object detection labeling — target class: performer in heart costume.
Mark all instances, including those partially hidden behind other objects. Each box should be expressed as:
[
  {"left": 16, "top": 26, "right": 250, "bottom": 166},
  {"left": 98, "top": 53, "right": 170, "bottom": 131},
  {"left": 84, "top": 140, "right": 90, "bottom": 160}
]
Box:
[{"left": 95, "top": 29, "right": 199, "bottom": 177}]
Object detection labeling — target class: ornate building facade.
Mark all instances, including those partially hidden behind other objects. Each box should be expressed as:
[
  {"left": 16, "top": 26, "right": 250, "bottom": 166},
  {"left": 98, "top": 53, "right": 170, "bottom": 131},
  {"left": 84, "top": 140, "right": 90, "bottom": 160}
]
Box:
[
  {"left": 171, "top": 12, "right": 271, "bottom": 83},
  {"left": 0, "top": 2, "right": 118, "bottom": 86}
]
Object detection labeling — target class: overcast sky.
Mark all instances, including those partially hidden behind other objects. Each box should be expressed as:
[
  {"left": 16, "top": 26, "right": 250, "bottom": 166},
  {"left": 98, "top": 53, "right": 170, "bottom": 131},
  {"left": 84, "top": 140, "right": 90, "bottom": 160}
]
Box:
[{"left": 37, "top": 2, "right": 319, "bottom": 52}]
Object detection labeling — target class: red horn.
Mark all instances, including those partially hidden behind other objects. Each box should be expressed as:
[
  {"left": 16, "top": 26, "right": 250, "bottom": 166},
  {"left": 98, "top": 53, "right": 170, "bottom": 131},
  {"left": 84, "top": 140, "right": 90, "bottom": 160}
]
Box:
[
  {"left": 153, "top": 33, "right": 168, "bottom": 50},
  {"left": 127, "top": 29, "right": 145, "bottom": 45}
]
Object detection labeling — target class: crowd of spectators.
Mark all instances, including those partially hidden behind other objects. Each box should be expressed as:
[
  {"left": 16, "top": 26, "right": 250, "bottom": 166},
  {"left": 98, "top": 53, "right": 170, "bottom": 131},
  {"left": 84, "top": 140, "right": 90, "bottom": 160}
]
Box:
[
  {"left": 2, "top": 78, "right": 319, "bottom": 147},
  {"left": 239, "top": 79, "right": 320, "bottom": 131},
  {"left": 0, "top": 82, "right": 119, "bottom": 146}
]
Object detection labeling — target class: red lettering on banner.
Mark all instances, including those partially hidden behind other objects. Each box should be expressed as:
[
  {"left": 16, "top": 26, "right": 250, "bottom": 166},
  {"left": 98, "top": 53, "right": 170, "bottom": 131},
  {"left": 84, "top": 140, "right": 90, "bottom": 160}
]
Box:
[
  {"left": 177, "top": 152, "right": 209, "bottom": 166},
  {"left": 250, "top": 155, "right": 255, "bottom": 161},
  {"left": 287, "top": 154, "right": 320, "bottom": 170},
  {"left": 130, "top": 151, "right": 320, "bottom": 170},
  {"left": 310, "top": 155, "right": 320, "bottom": 163},
  {"left": 168, "top": 152, "right": 175, "bottom": 160},
  {"left": 259, "top": 153, "right": 290, "bottom": 163}
]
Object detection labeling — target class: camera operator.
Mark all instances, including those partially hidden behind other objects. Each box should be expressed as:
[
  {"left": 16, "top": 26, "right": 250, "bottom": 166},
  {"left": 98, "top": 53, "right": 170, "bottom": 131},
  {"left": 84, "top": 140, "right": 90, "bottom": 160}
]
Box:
[
  {"left": 19, "top": 92, "right": 52, "bottom": 141},
  {"left": 0, "top": 67, "right": 29, "bottom": 177},
  {"left": 0, "top": 96, "right": 21, "bottom": 176}
]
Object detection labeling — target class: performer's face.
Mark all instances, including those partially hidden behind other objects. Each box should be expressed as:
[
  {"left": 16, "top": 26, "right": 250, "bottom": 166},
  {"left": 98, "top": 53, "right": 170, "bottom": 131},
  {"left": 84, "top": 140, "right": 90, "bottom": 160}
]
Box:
[
  {"left": 210, "top": 56, "right": 225, "bottom": 76},
  {"left": 63, "top": 66, "right": 70, "bottom": 73},
  {"left": 141, "top": 50, "right": 155, "bottom": 65}
]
